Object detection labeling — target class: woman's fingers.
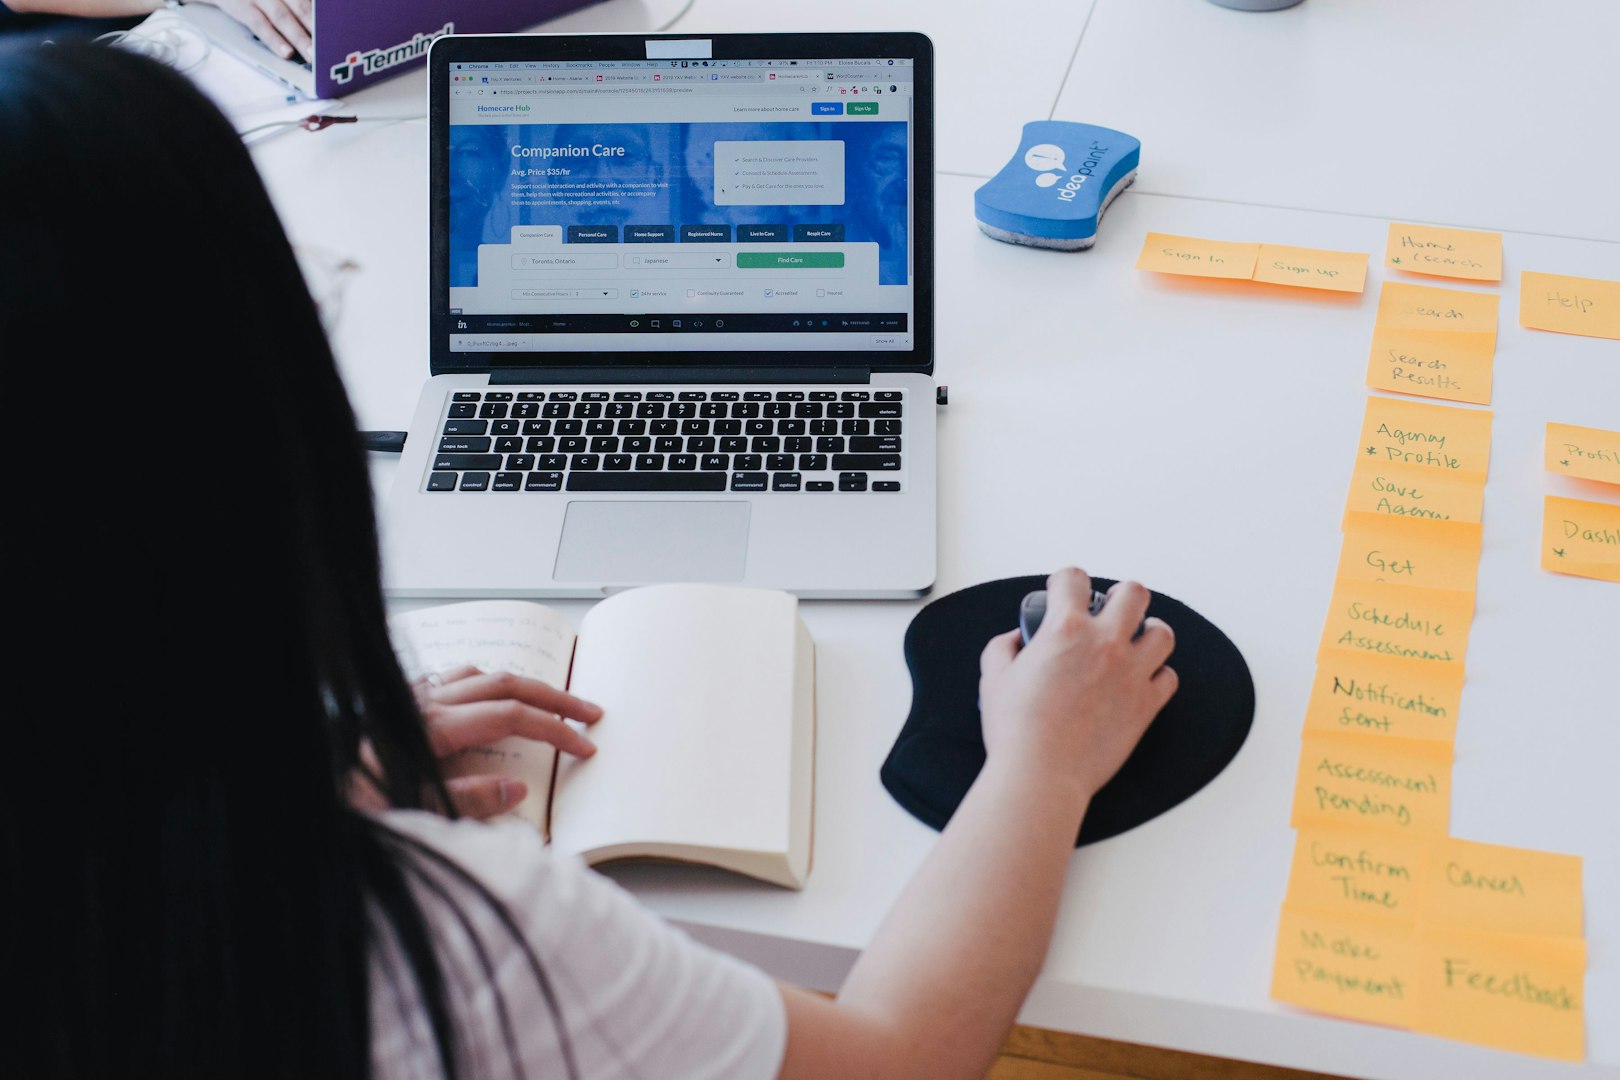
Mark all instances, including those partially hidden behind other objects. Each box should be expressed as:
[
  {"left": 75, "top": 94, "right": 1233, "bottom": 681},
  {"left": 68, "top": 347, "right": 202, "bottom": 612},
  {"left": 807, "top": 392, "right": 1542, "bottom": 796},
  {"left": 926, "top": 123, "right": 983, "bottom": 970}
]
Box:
[
  {"left": 426, "top": 698, "right": 597, "bottom": 759},
  {"left": 426, "top": 670, "right": 604, "bottom": 724},
  {"left": 445, "top": 775, "right": 527, "bottom": 820}
]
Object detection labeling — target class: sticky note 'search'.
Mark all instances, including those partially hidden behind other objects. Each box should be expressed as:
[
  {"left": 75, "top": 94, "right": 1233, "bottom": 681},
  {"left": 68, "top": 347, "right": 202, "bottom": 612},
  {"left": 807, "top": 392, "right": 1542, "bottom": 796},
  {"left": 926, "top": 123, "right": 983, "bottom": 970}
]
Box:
[{"left": 973, "top": 121, "right": 1140, "bottom": 250}]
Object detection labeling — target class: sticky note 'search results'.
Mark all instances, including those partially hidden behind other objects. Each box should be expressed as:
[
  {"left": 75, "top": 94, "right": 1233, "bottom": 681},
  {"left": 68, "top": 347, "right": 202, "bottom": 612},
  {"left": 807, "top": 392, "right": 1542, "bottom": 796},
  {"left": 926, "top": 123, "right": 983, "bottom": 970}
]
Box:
[
  {"left": 1135, "top": 233, "right": 1366, "bottom": 293},
  {"left": 1545, "top": 422, "right": 1620, "bottom": 486},
  {"left": 1385, "top": 223, "right": 1502, "bottom": 283},
  {"left": 1541, "top": 495, "right": 1620, "bottom": 583},
  {"left": 1520, "top": 270, "right": 1620, "bottom": 340}
]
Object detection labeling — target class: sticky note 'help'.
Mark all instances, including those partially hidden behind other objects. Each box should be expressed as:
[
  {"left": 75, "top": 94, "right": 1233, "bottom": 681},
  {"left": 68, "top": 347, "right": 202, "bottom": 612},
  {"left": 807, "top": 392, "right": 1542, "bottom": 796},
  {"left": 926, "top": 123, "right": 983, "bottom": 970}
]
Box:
[
  {"left": 1520, "top": 271, "right": 1620, "bottom": 340},
  {"left": 1385, "top": 223, "right": 1502, "bottom": 283}
]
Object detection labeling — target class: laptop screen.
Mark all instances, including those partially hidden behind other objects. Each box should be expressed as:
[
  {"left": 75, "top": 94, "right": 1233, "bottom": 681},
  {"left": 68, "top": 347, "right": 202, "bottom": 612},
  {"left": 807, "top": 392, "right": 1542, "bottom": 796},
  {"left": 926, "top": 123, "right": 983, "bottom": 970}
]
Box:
[{"left": 432, "top": 35, "right": 931, "bottom": 372}]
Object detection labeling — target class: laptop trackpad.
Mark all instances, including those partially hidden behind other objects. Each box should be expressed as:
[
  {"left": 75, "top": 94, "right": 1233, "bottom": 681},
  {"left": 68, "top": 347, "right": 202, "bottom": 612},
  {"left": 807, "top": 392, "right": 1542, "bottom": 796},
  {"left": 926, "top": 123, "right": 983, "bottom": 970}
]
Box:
[{"left": 553, "top": 501, "right": 750, "bottom": 583}]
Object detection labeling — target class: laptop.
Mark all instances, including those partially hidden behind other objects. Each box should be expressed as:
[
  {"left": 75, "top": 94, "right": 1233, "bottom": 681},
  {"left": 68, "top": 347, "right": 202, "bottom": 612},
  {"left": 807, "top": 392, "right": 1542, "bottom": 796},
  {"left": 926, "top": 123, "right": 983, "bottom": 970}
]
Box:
[
  {"left": 382, "top": 31, "right": 937, "bottom": 598},
  {"left": 177, "top": 4, "right": 316, "bottom": 99}
]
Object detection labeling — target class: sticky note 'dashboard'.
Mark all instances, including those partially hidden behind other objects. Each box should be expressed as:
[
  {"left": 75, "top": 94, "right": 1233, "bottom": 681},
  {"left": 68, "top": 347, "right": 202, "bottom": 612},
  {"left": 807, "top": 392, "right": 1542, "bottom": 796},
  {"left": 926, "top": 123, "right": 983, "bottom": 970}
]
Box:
[
  {"left": 1520, "top": 270, "right": 1620, "bottom": 340},
  {"left": 1135, "top": 233, "right": 1258, "bottom": 280},
  {"left": 1385, "top": 223, "right": 1502, "bottom": 283},
  {"left": 1541, "top": 495, "right": 1620, "bottom": 583}
]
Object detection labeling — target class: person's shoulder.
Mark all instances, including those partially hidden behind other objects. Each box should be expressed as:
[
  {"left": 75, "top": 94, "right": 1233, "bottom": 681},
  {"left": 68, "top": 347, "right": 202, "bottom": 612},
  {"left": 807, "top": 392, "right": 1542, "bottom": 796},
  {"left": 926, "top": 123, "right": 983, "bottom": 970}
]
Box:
[{"left": 373, "top": 809, "right": 586, "bottom": 910}]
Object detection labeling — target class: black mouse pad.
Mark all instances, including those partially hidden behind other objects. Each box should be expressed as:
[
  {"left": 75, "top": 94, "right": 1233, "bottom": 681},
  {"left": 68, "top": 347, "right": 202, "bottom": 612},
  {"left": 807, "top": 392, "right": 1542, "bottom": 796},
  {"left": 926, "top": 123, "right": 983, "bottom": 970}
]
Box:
[{"left": 881, "top": 575, "right": 1256, "bottom": 846}]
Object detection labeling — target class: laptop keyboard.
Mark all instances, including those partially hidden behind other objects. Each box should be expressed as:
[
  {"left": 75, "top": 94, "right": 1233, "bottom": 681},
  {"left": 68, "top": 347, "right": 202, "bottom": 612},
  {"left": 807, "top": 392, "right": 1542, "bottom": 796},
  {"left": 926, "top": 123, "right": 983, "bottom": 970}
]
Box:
[{"left": 427, "top": 388, "right": 906, "bottom": 494}]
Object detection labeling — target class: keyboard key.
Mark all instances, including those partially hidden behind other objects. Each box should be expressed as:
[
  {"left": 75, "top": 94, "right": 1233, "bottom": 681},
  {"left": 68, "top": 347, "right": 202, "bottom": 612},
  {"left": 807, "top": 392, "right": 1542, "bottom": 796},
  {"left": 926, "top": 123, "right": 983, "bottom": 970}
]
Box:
[
  {"left": 570, "top": 454, "right": 600, "bottom": 471},
  {"left": 778, "top": 419, "right": 806, "bottom": 435},
  {"left": 794, "top": 402, "right": 823, "bottom": 418},
  {"left": 700, "top": 402, "right": 727, "bottom": 418},
  {"left": 427, "top": 471, "right": 457, "bottom": 491},
  {"left": 484, "top": 392, "right": 514, "bottom": 402},
  {"left": 752, "top": 436, "right": 781, "bottom": 453},
  {"left": 767, "top": 454, "right": 794, "bottom": 471},
  {"left": 555, "top": 419, "right": 583, "bottom": 436},
  {"left": 731, "top": 472, "right": 768, "bottom": 491},
  {"left": 506, "top": 454, "right": 536, "bottom": 471},
  {"left": 798, "top": 453, "right": 829, "bottom": 471},
  {"left": 859, "top": 402, "right": 902, "bottom": 418},
  {"left": 841, "top": 391, "right": 870, "bottom": 401},
  {"left": 559, "top": 437, "right": 586, "bottom": 453},
  {"left": 714, "top": 419, "right": 742, "bottom": 435},
  {"left": 700, "top": 454, "right": 729, "bottom": 471},
  {"left": 439, "top": 436, "right": 491, "bottom": 453},
  {"left": 494, "top": 437, "right": 523, "bottom": 453},
  {"left": 646, "top": 391, "right": 674, "bottom": 401},
  {"left": 655, "top": 437, "right": 682, "bottom": 453},
  {"left": 522, "top": 419, "right": 551, "bottom": 436},
  {"left": 526, "top": 471, "right": 564, "bottom": 491},
  {"left": 606, "top": 402, "right": 633, "bottom": 419},
  {"left": 816, "top": 437, "right": 846, "bottom": 453},
  {"left": 517, "top": 391, "right": 544, "bottom": 402},
  {"left": 720, "top": 436, "right": 748, "bottom": 453},
  {"left": 574, "top": 403, "right": 602, "bottom": 418},
  {"left": 590, "top": 437, "right": 618, "bottom": 453},
  {"left": 586, "top": 419, "right": 613, "bottom": 435},
  {"left": 785, "top": 437, "right": 811, "bottom": 453},
  {"left": 492, "top": 420, "right": 519, "bottom": 436},
  {"left": 712, "top": 391, "right": 739, "bottom": 402},
  {"left": 744, "top": 391, "right": 771, "bottom": 401},
  {"left": 875, "top": 391, "right": 903, "bottom": 401},
  {"left": 810, "top": 391, "right": 837, "bottom": 401},
  {"left": 442, "top": 419, "right": 487, "bottom": 435},
  {"left": 810, "top": 420, "right": 837, "bottom": 436},
  {"left": 433, "top": 454, "right": 501, "bottom": 471},
  {"left": 842, "top": 419, "right": 871, "bottom": 436},
  {"left": 669, "top": 454, "right": 697, "bottom": 470},
  {"left": 527, "top": 437, "right": 557, "bottom": 454},
  {"left": 637, "top": 402, "right": 666, "bottom": 418},
  {"left": 732, "top": 454, "right": 763, "bottom": 471},
  {"left": 581, "top": 391, "right": 610, "bottom": 402},
  {"left": 681, "top": 419, "right": 710, "bottom": 436},
  {"left": 827, "top": 402, "right": 855, "bottom": 419},
  {"left": 451, "top": 392, "right": 482, "bottom": 402},
  {"left": 807, "top": 480, "right": 835, "bottom": 491},
  {"left": 876, "top": 419, "right": 903, "bottom": 435},
  {"left": 669, "top": 402, "right": 697, "bottom": 419},
  {"left": 623, "top": 437, "right": 651, "bottom": 453},
  {"left": 604, "top": 454, "right": 632, "bottom": 471},
  {"left": 460, "top": 472, "right": 491, "bottom": 491},
  {"left": 448, "top": 403, "right": 477, "bottom": 419},
  {"left": 731, "top": 402, "right": 760, "bottom": 418},
  {"left": 678, "top": 391, "right": 707, "bottom": 401},
  {"left": 538, "top": 454, "right": 567, "bottom": 470},
  {"left": 617, "top": 419, "right": 646, "bottom": 436},
  {"left": 838, "top": 472, "right": 868, "bottom": 491},
  {"left": 512, "top": 402, "right": 539, "bottom": 418},
  {"left": 874, "top": 481, "right": 902, "bottom": 492},
  {"left": 543, "top": 403, "right": 570, "bottom": 418},
  {"left": 635, "top": 454, "right": 665, "bottom": 471},
  {"left": 764, "top": 402, "right": 791, "bottom": 419},
  {"left": 651, "top": 420, "right": 677, "bottom": 436},
  {"left": 851, "top": 436, "right": 902, "bottom": 453},
  {"left": 772, "top": 472, "right": 803, "bottom": 491},
  {"left": 687, "top": 436, "right": 716, "bottom": 454},
  {"left": 613, "top": 391, "right": 642, "bottom": 401},
  {"left": 550, "top": 391, "right": 578, "bottom": 402},
  {"left": 479, "top": 402, "right": 509, "bottom": 419},
  {"left": 832, "top": 454, "right": 902, "bottom": 471},
  {"left": 775, "top": 391, "right": 804, "bottom": 401},
  {"left": 567, "top": 472, "right": 726, "bottom": 492},
  {"left": 746, "top": 420, "right": 773, "bottom": 436},
  {"left": 493, "top": 472, "right": 522, "bottom": 491}
]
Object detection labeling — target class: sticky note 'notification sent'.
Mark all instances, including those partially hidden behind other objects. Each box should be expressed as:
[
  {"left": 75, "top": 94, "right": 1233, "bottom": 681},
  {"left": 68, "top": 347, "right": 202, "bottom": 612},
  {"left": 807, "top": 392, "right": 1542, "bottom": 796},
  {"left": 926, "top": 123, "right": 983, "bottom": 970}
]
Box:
[{"left": 715, "top": 140, "right": 845, "bottom": 206}]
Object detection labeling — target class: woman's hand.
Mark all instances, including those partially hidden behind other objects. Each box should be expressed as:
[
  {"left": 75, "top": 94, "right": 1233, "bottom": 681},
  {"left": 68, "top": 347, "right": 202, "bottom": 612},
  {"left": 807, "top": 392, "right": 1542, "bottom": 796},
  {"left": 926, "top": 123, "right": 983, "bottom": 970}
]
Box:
[
  {"left": 977, "top": 567, "right": 1178, "bottom": 803},
  {"left": 196, "top": 0, "right": 314, "bottom": 62},
  {"left": 415, "top": 667, "right": 604, "bottom": 819}
]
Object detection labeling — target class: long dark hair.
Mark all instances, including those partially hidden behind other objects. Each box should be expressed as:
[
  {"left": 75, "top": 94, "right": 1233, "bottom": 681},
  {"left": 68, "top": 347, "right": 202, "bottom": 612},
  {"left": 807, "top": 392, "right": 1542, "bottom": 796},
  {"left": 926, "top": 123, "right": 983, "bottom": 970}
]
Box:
[{"left": 0, "top": 44, "right": 568, "bottom": 1079}]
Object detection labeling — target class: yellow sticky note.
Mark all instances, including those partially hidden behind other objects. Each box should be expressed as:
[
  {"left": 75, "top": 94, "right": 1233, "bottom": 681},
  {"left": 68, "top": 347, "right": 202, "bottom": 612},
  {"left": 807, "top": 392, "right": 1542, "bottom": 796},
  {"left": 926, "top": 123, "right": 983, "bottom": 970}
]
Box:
[
  {"left": 1546, "top": 422, "right": 1620, "bottom": 486},
  {"left": 1319, "top": 579, "right": 1475, "bottom": 668},
  {"left": 1337, "top": 512, "right": 1483, "bottom": 593},
  {"left": 1385, "top": 223, "right": 1502, "bottom": 283},
  {"left": 1366, "top": 327, "right": 1496, "bottom": 406},
  {"left": 1135, "top": 233, "right": 1259, "bottom": 279},
  {"left": 1305, "top": 651, "right": 1463, "bottom": 747},
  {"left": 1358, "top": 395, "right": 1493, "bottom": 479},
  {"left": 1541, "top": 495, "right": 1620, "bottom": 583},
  {"left": 1286, "top": 827, "right": 1425, "bottom": 923},
  {"left": 1413, "top": 927, "right": 1586, "bottom": 1061},
  {"left": 1420, "top": 837, "right": 1583, "bottom": 938},
  {"left": 1375, "top": 281, "right": 1499, "bottom": 336},
  {"left": 1520, "top": 270, "right": 1620, "bottom": 340},
  {"left": 1252, "top": 243, "right": 1369, "bottom": 293},
  {"left": 1291, "top": 732, "right": 1452, "bottom": 837},
  {"left": 1345, "top": 460, "right": 1485, "bottom": 526},
  {"left": 1272, "top": 906, "right": 1418, "bottom": 1028}
]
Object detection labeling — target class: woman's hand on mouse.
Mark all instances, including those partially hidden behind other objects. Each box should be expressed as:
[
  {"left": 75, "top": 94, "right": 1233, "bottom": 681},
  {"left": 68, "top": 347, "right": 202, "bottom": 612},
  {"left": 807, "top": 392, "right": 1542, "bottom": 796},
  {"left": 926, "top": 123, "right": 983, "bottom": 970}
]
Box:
[
  {"left": 977, "top": 567, "right": 1178, "bottom": 803},
  {"left": 413, "top": 667, "right": 604, "bottom": 819}
]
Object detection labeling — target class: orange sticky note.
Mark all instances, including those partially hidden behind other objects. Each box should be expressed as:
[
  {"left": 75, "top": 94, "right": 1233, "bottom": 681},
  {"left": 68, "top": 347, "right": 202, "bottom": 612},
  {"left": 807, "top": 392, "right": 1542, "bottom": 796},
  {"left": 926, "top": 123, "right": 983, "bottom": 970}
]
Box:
[
  {"left": 1420, "top": 837, "right": 1583, "bottom": 938},
  {"left": 1541, "top": 495, "right": 1620, "bottom": 583},
  {"left": 1252, "top": 243, "right": 1369, "bottom": 293},
  {"left": 1319, "top": 579, "right": 1475, "bottom": 668},
  {"left": 1286, "top": 827, "right": 1425, "bottom": 923},
  {"left": 1376, "top": 281, "right": 1499, "bottom": 336},
  {"left": 1546, "top": 422, "right": 1620, "bottom": 486},
  {"left": 1337, "top": 512, "right": 1482, "bottom": 593},
  {"left": 1304, "top": 652, "right": 1463, "bottom": 747},
  {"left": 1345, "top": 460, "right": 1485, "bottom": 526},
  {"left": 1358, "top": 395, "right": 1493, "bottom": 479},
  {"left": 1413, "top": 927, "right": 1585, "bottom": 1061},
  {"left": 1135, "top": 233, "right": 1259, "bottom": 279},
  {"left": 1520, "top": 270, "right": 1620, "bottom": 340},
  {"left": 1385, "top": 223, "right": 1502, "bottom": 283},
  {"left": 1366, "top": 327, "right": 1495, "bottom": 406},
  {"left": 1291, "top": 732, "right": 1452, "bottom": 837},
  {"left": 1272, "top": 906, "right": 1418, "bottom": 1028}
]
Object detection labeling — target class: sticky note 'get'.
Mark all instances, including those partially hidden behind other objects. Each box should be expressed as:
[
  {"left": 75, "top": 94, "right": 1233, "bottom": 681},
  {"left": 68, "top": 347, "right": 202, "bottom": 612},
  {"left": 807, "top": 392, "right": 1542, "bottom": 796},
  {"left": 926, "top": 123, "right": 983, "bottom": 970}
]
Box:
[{"left": 1336, "top": 512, "right": 1483, "bottom": 593}]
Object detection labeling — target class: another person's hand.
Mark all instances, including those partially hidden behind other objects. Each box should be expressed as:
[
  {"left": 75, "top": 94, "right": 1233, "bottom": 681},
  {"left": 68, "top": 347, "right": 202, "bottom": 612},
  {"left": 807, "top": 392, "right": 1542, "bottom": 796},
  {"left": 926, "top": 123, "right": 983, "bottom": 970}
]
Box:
[
  {"left": 415, "top": 667, "right": 604, "bottom": 819},
  {"left": 977, "top": 567, "right": 1177, "bottom": 802},
  {"left": 196, "top": 0, "right": 313, "bottom": 62}
]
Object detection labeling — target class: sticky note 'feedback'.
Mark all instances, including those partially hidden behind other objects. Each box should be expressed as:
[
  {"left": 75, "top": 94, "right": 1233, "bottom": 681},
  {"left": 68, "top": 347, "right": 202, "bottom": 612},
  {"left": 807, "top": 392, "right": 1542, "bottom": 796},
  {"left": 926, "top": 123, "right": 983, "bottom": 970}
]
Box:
[
  {"left": 1520, "top": 270, "right": 1620, "bottom": 340},
  {"left": 1541, "top": 495, "right": 1620, "bottom": 583},
  {"left": 1253, "top": 243, "right": 1369, "bottom": 294},
  {"left": 1385, "top": 223, "right": 1502, "bottom": 283},
  {"left": 1304, "top": 652, "right": 1463, "bottom": 747},
  {"left": 1135, "top": 233, "right": 1259, "bottom": 279},
  {"left": 1413, "top": 927, "right": 1586, "bottom": 1061},
  {"left": 1546, "top": 422, "right": 1620, "bottom": 487},
  {"left": 1291, "top": 732, "right": 1452, "bottom": 836}
]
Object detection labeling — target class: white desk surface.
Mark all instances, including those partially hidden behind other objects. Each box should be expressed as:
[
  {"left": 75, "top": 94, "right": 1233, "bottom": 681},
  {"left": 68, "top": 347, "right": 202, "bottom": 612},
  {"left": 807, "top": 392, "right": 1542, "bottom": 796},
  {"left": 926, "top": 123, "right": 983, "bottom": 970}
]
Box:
[{"left": 247, "top": 1, "right": 1620, "bottom": 1076}]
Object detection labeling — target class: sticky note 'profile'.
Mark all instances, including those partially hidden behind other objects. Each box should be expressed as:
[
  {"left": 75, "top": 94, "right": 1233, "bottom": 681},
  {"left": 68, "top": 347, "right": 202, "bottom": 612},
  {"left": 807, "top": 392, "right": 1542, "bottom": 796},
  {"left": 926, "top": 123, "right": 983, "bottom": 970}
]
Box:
[{"left": 973, "top": 121, "right": 1140, "bottom": 250}]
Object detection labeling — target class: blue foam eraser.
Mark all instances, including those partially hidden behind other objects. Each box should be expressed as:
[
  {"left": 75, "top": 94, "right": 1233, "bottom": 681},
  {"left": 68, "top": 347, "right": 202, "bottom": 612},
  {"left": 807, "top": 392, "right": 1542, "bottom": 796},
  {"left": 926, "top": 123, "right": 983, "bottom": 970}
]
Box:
[{"left": 973, "top": 121, "right": 1141, "bottom": 250}]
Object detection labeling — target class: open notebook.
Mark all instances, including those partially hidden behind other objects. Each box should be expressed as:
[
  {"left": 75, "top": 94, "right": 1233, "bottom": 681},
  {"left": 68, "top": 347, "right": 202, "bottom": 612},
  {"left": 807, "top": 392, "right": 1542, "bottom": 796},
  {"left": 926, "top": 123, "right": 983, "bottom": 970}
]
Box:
[{"left": 391, "top": 585, "right": 815, "bottom": 888}]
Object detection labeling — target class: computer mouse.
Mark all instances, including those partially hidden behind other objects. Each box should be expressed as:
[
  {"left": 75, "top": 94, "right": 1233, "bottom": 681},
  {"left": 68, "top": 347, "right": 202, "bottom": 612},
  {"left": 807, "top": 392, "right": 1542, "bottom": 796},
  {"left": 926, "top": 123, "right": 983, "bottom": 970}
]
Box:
[{"left": 1019, "top": 588, "right": 1145, "bottom": 645}]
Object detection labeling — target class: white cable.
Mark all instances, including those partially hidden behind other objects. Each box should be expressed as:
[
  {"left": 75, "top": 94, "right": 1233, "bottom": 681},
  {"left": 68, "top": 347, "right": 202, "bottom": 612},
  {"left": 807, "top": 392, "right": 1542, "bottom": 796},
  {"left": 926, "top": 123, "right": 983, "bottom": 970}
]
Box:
[{"left": 96, "top": 12, "right": 212, "bottom": 75}]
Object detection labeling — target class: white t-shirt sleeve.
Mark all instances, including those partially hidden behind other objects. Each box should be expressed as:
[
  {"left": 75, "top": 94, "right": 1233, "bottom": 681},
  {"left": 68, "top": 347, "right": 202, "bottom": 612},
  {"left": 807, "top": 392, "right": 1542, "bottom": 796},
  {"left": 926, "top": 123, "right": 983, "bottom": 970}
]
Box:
[{"left": 370, "top": 810, "right": 787, "bottom": 1080}]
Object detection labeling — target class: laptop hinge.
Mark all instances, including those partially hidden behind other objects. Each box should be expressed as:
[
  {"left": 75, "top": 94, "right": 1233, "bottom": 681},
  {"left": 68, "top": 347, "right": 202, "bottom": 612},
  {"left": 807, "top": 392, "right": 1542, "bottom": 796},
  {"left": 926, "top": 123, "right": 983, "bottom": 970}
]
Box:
[{"left": 489, "top": 366, "right": 871, "bottom": 385}]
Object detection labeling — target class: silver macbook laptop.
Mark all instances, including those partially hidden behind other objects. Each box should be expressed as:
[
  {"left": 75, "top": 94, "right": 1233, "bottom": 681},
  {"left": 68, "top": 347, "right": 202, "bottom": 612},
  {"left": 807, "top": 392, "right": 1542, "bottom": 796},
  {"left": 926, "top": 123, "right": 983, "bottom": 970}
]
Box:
[{"left": 382, "top": 30, "right": 937, "bottom": 598}]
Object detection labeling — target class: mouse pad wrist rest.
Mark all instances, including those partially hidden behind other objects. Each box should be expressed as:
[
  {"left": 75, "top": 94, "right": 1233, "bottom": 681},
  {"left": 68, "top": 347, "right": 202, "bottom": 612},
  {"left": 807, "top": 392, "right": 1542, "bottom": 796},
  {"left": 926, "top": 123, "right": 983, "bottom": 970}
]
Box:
[{"left": 881, "top": 576, "right": 1256, "bottom": 846}]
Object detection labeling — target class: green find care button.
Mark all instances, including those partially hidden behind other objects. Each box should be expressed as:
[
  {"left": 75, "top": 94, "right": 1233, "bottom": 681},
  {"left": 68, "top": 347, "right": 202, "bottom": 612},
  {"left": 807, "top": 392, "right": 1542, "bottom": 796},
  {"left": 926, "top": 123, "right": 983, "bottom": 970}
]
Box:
[
  {"left": 736, "top": 252, "right": 846, "bottom": 269},
  {"left": 846, "top": 102, "right": 878, "bottom": 115}
]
